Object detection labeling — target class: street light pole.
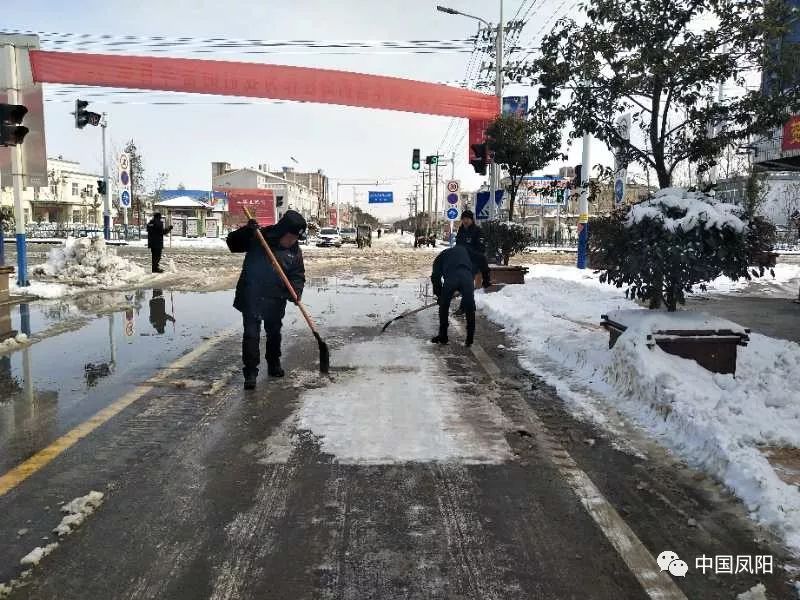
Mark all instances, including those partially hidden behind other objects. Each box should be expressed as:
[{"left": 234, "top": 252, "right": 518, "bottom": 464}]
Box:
[
  {"left": 101, "top": 113, "right": 110, "bottom": 241},
  {"left": 437, "top": 3, "right": 504, "bottom": 220}
]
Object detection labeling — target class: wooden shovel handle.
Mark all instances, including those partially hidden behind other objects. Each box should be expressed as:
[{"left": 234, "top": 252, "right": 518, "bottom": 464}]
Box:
[{"left": 242, "top": 208, "right": 319, "bottom": 334}]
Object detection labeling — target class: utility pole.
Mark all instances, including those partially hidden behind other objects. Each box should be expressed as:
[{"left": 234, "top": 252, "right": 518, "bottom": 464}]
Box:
[
  {"left": 577, "top": 129, "right": 591, "bottom": 269},
  {"left": 101, "top": 114, "right": 110, "bottom": 240},
  {"left": 4, "top": 44, "right": 28, "bottom": 286},
  {"left": 490, "top": 0, "right": 504, "bottom": 220},
  {"left": 434, "top": 157, "right": 440, "bottom": 232}
]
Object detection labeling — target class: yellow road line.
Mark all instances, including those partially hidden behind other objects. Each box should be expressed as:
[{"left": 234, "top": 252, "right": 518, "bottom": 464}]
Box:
[{"left": 0, "top": 327, "right": 237, "bottom": 498}]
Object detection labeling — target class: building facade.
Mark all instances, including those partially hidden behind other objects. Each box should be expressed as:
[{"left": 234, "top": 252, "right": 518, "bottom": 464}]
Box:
[
  {"left": 211, "top": 162, "right": 322, "bottom": 223},
  {"left": 717, "top": 172, "right": 800, "bottom": 230},
  {"left": 0, "top": 156, "right": 110, "bottom": 225}
]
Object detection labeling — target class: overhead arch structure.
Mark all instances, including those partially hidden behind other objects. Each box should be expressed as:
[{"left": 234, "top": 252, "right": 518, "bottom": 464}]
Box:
[{"left": 28, "top": 50, "right": 498, "bottom": 122}]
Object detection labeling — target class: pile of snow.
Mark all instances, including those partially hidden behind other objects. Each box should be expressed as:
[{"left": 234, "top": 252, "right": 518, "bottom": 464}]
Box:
[
  {"left": 478, "top": 264, "right": 800, "bottom": 554},
  {"left": 53, "top": 490, "right": 104, "bottom": 537},
  {"left": 20, "top": 543, "right": 59, "bottom": 567},
  {"left": 627, "top": 187, "right": 746, "bottom": 233},
  {"left": 0, "top": 333, "right": 28, "bottom": 355},
  {"left": 32, "top": 237, "right": 145, "bottom": 286}
]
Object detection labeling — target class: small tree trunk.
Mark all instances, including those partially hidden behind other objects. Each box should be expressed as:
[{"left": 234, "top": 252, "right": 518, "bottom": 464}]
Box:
[
  {"left": 503, "top": 253, "right": 510, "bottom": 266},
  {"left": 508, "top": 189, "right": 516, "bottom": 222}
]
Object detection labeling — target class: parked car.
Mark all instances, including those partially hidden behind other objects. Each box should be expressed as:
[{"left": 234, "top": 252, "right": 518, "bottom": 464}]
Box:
[
  {"left": 316, "top": 227, "right": 342, "bottom": 247},
  {"left": 339, "top": 227, "right": 357, "bottom": 244}
]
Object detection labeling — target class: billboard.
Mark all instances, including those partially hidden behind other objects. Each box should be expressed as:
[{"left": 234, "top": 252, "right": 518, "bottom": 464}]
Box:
[
  {"left": 502, "top": 96, "right": 529, "bottom": 117},
  {"left": 520, "top": 176, "right": 571, "bottom": 207},
  {"left": 222, "top": 188, "right": 276, "bottom": 226},
  {"left": 368, "top": 191, "right": 393, "bottom": 204},
  {"left": 161, "top": 189, "right": 228, "bottom": 211}
]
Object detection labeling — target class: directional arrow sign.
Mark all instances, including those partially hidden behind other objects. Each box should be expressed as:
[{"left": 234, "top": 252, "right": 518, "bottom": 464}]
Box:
[
  {"left": 446, "top": 207, "right": 460, "bottom": 221},
  {"left": 120, "top": 189, "right": 131, "bottom": 207}
]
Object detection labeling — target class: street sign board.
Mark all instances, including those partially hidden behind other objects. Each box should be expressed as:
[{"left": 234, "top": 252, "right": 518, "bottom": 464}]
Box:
[
  {"left": 476, "top": 190, "right": 504, "bottom": 220},
  {"left": 120, "top": 189, "right": 131, "bottom": 207},
  {"left": 119, "top": 153, "right": 130, "bottom": 171},
  {"left": 120, "top": 170, "right": 130, "bottom": 187},
  {"left": 368, "top": 191, "right": 393, "bottom": 204},
  {"left": 446, "top": 180, "right": 460, "bottom": 193},
  {"left": 446, "top": 207, "right": 459, "bottom": 221},
  {"left": 447, "top": 193, "right": 459, "bottom": 205},
  {"left": 614, "top": 178, "right": 625, "bottom": 205}
]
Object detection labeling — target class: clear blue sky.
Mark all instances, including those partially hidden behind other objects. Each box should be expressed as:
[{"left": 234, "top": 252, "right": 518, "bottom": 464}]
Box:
[{"left": 7, "top": 0, "right": 606, "bottom": 220}]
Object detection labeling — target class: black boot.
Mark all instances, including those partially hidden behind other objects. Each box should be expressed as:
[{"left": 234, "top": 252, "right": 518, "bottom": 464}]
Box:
[
  {"left": 243, "top": 369, "right": 258, "bottom": 390},
  {"left": 267, "top": 359, "right": 285, "bottom": 378},
  {"left": 465, "top": 310, "right": 476, "bottom": 347},
  {"left": 431, "top": 334, "right": 449, "bottom": 344}
]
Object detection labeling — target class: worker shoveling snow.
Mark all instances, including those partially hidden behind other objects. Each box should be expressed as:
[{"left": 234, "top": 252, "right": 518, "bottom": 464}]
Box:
[{"left": 32, "top": 237, "right": 147, "bottom": 287}]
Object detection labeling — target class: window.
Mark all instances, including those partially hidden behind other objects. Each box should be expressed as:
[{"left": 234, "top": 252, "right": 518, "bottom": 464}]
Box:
[
  {"left": 72, "top": 210, "right": 81, "bottom": 223},
  {"left": 23, "top": 209, "right": 30, "bottom": 224},
  {"left": 33, "top": 188, "right": 40, "bottom": 201},
  {"left": 71, "top": 183, "right": 79, "bottom": 196},
  {"left": 86, "top": 185, "right": 93, "bottom": 196}
]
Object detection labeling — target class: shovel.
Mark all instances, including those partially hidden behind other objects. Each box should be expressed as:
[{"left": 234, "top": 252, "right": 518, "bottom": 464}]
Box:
[
  {"left": 381, "top": 301, "right": 439, "bottom": 333},
  {"left": 243, "top": 208, "right": 330, "bottom": 373}
]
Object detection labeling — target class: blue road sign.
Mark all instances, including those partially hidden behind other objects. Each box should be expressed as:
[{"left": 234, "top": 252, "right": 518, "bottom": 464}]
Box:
[
  {"left": 447, "top": 192, "right": 459, "bottom": 205},
  {"left": 475, "top": 190, "right": 504, "bottom": 220},
  {"left": 446, "top": 207, "right": 459, "bottom": 220},
  {"left": 120, "top": 189, "right": 131, "bottom": 207},
  {"left": 368, "top": 191, "right": 393, "bottom": 204},
  {"left": 614, "top": 178, "right": 625, "bottom": 204}
]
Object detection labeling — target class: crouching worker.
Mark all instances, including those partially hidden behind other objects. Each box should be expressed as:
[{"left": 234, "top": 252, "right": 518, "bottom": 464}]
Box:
[
  {"left": 430, "top": 245, "right": 481, "bottom": 347},
  {"left": 227, "top": 210, "right": 307, "bottom": 390}
]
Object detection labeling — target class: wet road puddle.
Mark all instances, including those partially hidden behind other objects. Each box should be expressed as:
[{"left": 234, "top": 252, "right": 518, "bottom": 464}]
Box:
[{"left": 0, "top": 277, "right": 434, "bottom": 473}]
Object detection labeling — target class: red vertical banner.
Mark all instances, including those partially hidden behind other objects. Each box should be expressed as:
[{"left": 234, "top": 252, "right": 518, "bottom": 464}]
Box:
[
  {"left": 782, "top": 116, "right": 800, "bottom": 151},
  {"left": 469, "top": 118, "right": 493, "bottom": 163}
]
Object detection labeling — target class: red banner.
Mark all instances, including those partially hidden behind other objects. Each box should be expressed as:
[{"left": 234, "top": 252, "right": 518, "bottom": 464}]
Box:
[
  {"left": 29, "top": 51, "right": 498, "bottom": 120},
  {"left": 783, "top": 116, "right": 800, "bottom": 151},
  {"left": 222, "top": 189, "right": 276, "bottom": 226}
]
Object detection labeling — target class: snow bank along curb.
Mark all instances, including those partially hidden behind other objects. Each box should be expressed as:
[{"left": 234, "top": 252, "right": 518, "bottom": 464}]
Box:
[
  {"left": 32, "top": 237, "right": 145, "bottom": 286},
  {"left": 477, "top": 264, "right": 800, "bottom": 556},
  {"left": 0, "top": 491, "right": 104, "bottom": 599}
]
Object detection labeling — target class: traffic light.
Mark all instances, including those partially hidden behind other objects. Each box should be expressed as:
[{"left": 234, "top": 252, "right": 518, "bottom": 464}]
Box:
[
  {"left": 470, "top": 143, "right": 488, "bottom": 176},
  {"left": 0, "top": 103, "right": 29, "bottom": 147},
  {"left": 573, "top": 164, "right": 582, "bottom": 188},
  {"left": 97, "top": 179, "right": 107, "bottom": 195},
  {"left": 425, "top": 155, "right": 438, "bottom": 165},
  {"left": 75, "top": 99, "right": 101, "bottom": 129},
  {"left": 412, "top": 148, "right": 420, "bottom": 170}
]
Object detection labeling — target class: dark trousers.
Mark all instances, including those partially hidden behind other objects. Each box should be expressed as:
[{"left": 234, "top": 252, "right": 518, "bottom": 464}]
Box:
[
  {"left": 150, "top": 246, "right": 163, "bottom": 272},
  {"left": 242, "top": 298, "right": 287, "bottom": 376},
  {"left": 438, "top": 270, "right": 476, "bottom": 342}
]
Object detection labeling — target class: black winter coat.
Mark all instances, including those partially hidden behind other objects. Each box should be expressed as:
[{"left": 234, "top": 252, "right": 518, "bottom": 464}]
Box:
[
  {"left": 146, "top": 219, "right": 172, "bottom": 249},
  {"left": 227, "top": 224, "right": 306, "bottom": 317},
  {"left": 431, "top": 245, "right": 474, "bottom": 296},
  {"left": 455, "top": 223, "right": 485, "bottom": 254}
]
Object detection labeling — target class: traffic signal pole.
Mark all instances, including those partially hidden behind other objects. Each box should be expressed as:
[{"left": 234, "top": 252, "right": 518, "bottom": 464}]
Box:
[
  {"left": 4, "top": 44, "right": 28, "bottom": 286},
  {"left": 490, "top": 1, "right": 504, "bottom": 221},
  {"left": 101, "top": 114, "right": 110, "bottom": 240}
]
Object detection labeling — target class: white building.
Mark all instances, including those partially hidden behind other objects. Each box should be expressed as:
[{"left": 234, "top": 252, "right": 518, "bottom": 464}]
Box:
[
  {"left": 717, "top": 172, "right": 800, "bottom": 230},
  {"left": 211, "top": 163, "right": 320, "bottom": 222},
  {"left": 0, "top": 156, "right": 113, "bottom": 225}
]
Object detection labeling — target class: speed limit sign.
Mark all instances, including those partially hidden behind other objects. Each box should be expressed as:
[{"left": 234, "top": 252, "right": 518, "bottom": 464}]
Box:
[
  {"left": 446, "top": 180, "right": 460, "bottom": 193},
  {"left": 119, "top": 153, "right": 130, "bottom": 171}
]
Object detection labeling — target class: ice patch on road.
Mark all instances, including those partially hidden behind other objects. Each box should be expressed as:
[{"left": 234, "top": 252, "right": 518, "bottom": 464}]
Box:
[{"left": 260, "top": 337, "right": 513, "bottom": 465}]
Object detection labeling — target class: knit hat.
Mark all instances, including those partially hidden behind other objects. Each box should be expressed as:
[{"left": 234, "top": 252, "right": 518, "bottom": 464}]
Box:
[{"left": 461, "top": 209, "right": 474, "bottom": 220}]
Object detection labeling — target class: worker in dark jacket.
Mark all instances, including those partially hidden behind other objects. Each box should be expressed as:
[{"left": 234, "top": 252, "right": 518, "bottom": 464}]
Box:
[
  {"left": 227, "top": 210, "right": 307, "bottom": 390},
  {"left": 455, "top": 209, "right": 485, "bottom": 254},
  {"left": 430, "top": 245, "right": 488, "bottom": 347},
  {"left": 146, "top": 213, "right": 173, "bottom": 273}
]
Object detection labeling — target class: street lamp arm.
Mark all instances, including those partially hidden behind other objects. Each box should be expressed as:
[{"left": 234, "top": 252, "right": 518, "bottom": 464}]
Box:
[{"left": 436, "top": 5, "right": 491, "bottom": 28}]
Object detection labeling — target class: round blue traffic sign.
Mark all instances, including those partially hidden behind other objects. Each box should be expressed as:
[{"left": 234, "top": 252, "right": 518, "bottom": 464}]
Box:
[
  {"left": 446, "top": 207, "right": 459, "bottom": 220},
  {"left": 120, "top": 171, "right": 130, "bottom": 186},
  {"left": 447, "top": 193, "right": 459, "bottom": 205},
  {"left": 121, "top": 190, "right": 131, "bottom": 207},
  {"left": 614, "top": 178, "right": 624, "bottom": 203}
]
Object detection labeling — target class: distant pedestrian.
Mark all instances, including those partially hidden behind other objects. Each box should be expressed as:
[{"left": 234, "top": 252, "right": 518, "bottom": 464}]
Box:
[
  {"left": 148, "top": 289, "right": 175, "bottom": 334},
  {"left": 227, "top": 210, "right": 307, "bottom": 390},
  {"left": 455, "top": 209, "right": 485, "bottom": 254},
  {"left": 430, "top": 245, "right": 488, "bottom": 347},
  {"left": 146, "top": 213, "right": 173, "bottom": 273},
  {"left": 377, "top": 228, "right": 382, "bottom": 239}
]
